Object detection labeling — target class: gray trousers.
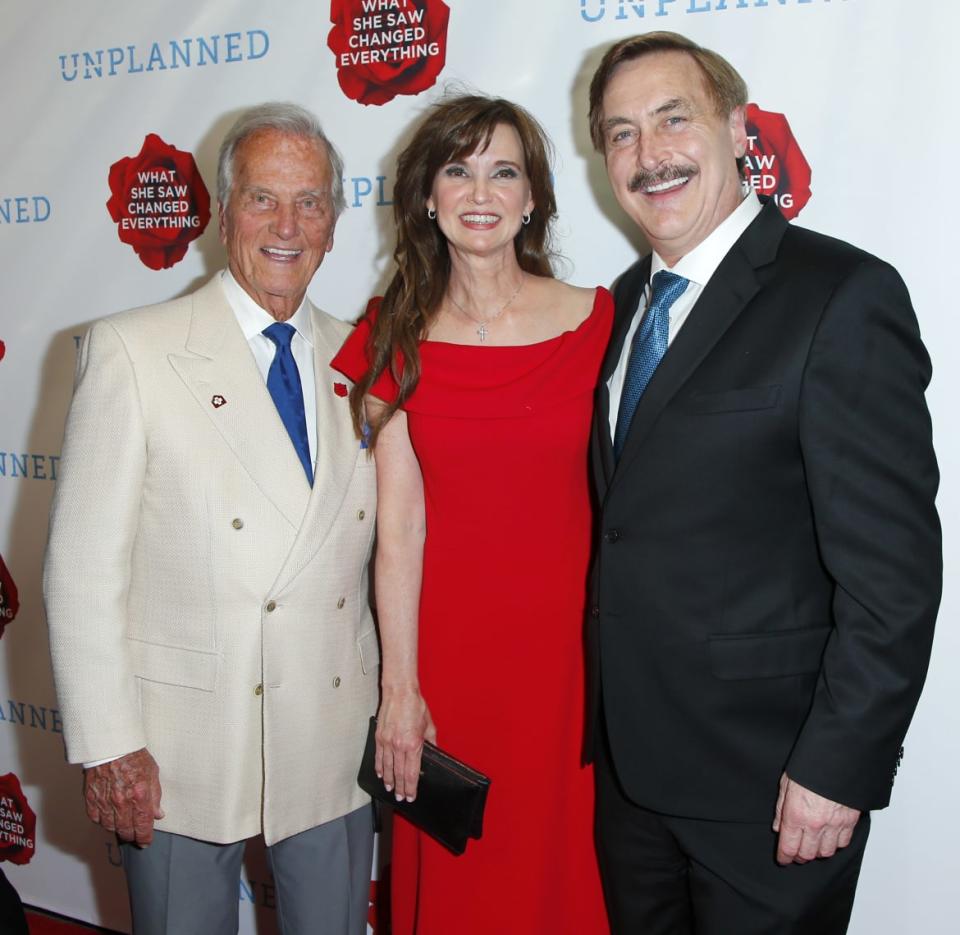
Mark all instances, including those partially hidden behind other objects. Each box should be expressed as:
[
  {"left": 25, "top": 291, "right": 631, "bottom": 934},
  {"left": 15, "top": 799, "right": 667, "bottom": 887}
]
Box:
[{"left": 121, "top": 806, "right": 374, "bottom": 935}]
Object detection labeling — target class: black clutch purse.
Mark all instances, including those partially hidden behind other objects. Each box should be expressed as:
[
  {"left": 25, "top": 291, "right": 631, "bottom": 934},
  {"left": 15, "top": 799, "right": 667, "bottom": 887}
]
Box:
[{"left": 357, "top": 716, "right": 491, "bottom": 855}]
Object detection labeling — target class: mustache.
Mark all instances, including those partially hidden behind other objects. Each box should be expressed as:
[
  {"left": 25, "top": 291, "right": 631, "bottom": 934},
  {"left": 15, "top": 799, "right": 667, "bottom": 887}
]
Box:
[{"left": 628, "top": 164, "right": 699, "bottom": 193}]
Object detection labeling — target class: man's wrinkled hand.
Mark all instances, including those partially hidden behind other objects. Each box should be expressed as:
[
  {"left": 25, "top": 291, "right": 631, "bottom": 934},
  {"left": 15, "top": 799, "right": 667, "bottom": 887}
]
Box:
[
  {"left": 773, "top": 773, "right": 860, "bottom": 865},
  {"left": 83, "top": 748, "right": 164, "bottom": 846}
]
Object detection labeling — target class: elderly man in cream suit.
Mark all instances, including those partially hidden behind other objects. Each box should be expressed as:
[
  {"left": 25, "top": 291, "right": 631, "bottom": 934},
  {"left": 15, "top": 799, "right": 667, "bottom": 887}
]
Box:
[{"left": 44, "top": 103, "right": 378, "bottom": 935}]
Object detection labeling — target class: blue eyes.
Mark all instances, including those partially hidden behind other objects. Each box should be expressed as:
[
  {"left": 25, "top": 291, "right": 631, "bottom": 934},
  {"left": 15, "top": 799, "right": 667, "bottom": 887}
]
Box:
[{"left": 609, "top": 116, "right": 687, "bottom": 146}]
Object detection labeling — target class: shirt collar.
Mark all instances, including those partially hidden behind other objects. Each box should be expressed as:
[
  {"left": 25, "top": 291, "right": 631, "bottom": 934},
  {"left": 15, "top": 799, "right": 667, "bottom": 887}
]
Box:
[
  {"left": 221, "top": 268, "right": 314, "bottom": 346},
  {"left": 651, "top": 190, "right": 763, "bottom": 287}
]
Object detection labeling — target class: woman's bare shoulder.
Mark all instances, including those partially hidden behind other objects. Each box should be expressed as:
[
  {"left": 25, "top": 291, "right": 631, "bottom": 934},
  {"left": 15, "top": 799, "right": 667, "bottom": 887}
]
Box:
[{"left": 531, "top": 277, "right": 599, "bottom": 325}]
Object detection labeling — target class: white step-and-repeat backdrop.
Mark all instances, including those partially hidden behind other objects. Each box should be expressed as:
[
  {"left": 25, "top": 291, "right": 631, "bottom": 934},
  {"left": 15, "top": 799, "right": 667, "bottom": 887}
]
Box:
[{"left": 2, "top": 1, "right": 957, "bottom": 931}]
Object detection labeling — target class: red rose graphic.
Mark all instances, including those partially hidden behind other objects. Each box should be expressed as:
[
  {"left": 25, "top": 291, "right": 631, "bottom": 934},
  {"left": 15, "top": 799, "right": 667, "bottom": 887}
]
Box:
[
  {"left": 0, "top": 553, "right": 19, "bottom": 640},
  {"left": 107, "top": 133, "right": 211, "bottom": 270},
  {"left": 334, "top": 382, "right": 348, "bottom": 397},
  {"left": 744, "top": 104, "right": 812, "bottom": 221},
  {"left": 0, "top": 339, "right": 5, "bottom": 362},
  {"left": 0, "top": 774, "right": 37, "bottom": 865},
  {"left": 328, "top": 0, "right": 450, "bottom": 106}
]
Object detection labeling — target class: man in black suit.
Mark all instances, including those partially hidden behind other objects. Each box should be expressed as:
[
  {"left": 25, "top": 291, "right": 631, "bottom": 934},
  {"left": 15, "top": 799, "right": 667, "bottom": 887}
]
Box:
[{"left": 586, "top": 32, "right": 941, "bottom": 934}]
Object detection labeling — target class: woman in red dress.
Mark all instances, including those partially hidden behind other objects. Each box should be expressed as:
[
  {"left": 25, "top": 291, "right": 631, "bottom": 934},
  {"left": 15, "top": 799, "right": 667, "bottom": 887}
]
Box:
[{"left": 333, "top": 94, "right": 611, "bottom": 934}]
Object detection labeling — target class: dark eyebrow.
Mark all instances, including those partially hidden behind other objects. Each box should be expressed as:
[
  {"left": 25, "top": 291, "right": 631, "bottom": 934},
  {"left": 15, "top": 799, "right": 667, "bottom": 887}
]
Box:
[
  {"left": 653, "top": 97, "right": 690, "bottom": 117},
  {"left": 602, "top": 116, "right": 632, "bottom": 133},
  {"left": 493, "top": 160, "right": 522, "bottom": 170},
  {"left": 603, "top": 97, "right": 691, "bottom": 133}
]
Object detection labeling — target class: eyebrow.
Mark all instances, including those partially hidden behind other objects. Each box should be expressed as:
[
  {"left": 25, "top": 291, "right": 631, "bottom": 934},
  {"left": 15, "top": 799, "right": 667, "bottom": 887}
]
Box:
[
  {"left": 242, "top": 185, "right": 328, "bottom": 198},
  {"left": 602, "top": 115, "right": 632, "bottom": 133},
  {"left": 653, "top": 97, "right": 689, "bottom": 116},
  {"left": 603, "top": 97, "right": 692, "bottom": 131}
]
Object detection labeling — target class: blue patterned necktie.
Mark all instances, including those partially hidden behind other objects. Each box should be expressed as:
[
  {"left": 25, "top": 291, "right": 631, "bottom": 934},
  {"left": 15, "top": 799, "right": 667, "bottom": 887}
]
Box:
[
  {"left": 613, "top": 270, "right": 689, "bottom": 460},
  {"left": 263, "top": 322, "right": 313, "bottom": 486}
]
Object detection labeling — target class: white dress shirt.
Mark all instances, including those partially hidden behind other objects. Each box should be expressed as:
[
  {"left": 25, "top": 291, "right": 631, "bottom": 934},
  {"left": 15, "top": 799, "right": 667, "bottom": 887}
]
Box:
[
  {"left": 221, "top": 268, "right": 318, "bottom": 470},
  {"left": 607, "top": 192, "right": 763, "bottom": 439}
]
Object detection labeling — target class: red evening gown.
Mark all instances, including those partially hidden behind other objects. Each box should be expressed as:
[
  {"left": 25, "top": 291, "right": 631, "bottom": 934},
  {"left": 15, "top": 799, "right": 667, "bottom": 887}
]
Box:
[{"left": 332, "top": 288, "right": 613, "bottom": 934}]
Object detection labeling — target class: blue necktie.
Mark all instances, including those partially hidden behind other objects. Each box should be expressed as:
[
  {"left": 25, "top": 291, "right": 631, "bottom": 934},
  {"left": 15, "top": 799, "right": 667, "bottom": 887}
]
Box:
[
  {"left": 614, "top": 270, "right": 689, "bottom": 460},
  {"left": 263, "top": 322, "right": 313, "bottom": 486}
]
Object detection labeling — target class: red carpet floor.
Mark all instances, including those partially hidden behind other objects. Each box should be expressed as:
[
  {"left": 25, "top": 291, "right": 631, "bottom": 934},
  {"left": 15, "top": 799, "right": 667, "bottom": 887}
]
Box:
[{"left": 25, "top": 906, "right": 118, "bottom": 934}]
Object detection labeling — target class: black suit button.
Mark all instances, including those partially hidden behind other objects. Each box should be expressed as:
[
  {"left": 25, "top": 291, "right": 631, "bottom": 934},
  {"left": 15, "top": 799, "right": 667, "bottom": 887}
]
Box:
[
  {"left": 603, "top": 529, "right": 621, "bottom": 543},
  {"left": 591, "top": 605, "right": 600, "bottom": 618}
]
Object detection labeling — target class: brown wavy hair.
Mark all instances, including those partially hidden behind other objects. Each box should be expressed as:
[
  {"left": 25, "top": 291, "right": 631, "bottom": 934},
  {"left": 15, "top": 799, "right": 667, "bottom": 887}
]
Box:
[{"left": 349, "top": 93, "right": 558, "bottom": 445}]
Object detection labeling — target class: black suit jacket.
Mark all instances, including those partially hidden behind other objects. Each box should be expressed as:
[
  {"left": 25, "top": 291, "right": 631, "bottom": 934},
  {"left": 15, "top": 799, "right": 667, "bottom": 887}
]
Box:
[{"left": 588, "top": 201, "right": 941, "bottom": 822}]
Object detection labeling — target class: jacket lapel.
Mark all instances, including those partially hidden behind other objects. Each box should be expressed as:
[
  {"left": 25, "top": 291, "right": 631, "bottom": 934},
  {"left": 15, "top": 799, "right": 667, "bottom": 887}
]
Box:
[
  {"left": 167, "top": 275, "right": 311, "bottom": 530},
  {"left": 612, "top": 202, "right": 787, "bottom": 484},
  {"left": 272, "top": 307, "right": 363, "bottom": 593}
]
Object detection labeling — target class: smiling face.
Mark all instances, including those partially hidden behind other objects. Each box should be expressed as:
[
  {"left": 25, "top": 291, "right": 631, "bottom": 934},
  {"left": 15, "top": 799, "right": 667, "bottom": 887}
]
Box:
[
  {"left": 219, "top": 129, "right": 336, "bottom": 321},
  {"left": 601, "top": 51, "right": 747, "bottom": 265},
  {"left": 426, "top": 122, "right": 534, "bottom": 264}
]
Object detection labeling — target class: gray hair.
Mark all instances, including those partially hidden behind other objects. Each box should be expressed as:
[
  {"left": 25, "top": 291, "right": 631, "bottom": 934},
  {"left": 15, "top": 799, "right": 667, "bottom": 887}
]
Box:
[{"left": 217, "top": 101, "right": 346, "bottom": 217}]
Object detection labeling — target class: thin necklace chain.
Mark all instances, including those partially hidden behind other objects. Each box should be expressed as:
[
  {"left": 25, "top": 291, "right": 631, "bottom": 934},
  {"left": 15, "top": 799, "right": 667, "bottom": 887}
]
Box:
[{"left": 447, "top": 275, "right": 525, "bottom": 343}]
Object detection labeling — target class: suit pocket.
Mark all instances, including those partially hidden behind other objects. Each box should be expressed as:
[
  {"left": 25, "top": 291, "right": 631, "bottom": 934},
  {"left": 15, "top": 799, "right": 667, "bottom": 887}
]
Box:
[
  {"left": 358, "top": 628, "right": 380, "bottom": 674},
  {"left": 128, "top": 638, "right": 220, "bottom": 692},
  {"left": 685, "top": 384, "right": 781, "bottom": 414},
  {"left": 708, "top": 626, "right": 831, "bottom": 680}
]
